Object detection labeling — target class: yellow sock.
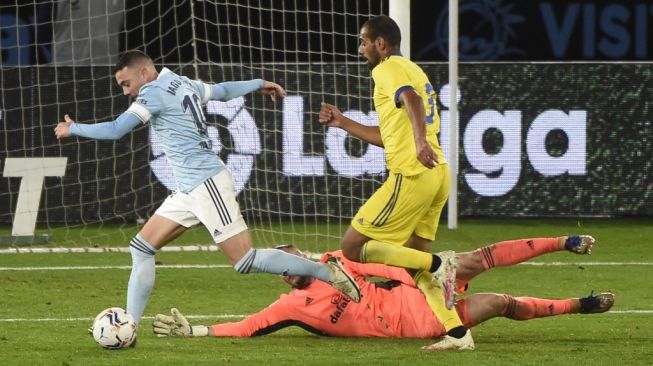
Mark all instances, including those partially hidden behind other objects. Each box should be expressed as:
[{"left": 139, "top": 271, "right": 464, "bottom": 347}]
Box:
[
  {"left": 361, "top": 240, "right": 432, "bottom": 271},
  {"left": 414, "top": 270, "right": 463, "bottom": 331}
]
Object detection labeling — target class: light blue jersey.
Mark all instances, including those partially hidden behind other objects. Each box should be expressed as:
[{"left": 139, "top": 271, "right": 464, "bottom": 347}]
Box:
[
  {"left": 69, "top": 67, "right": 264, "bottom": 193},
  {"left": 127, "top": 68, "right": 222, "bottom": 193}
]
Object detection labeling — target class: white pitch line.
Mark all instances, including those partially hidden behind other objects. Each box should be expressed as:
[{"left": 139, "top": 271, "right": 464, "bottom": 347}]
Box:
[
  {"left": 1, "top": 310, "right": 651, "bottom": 323},
  {"left": 0, "top": 264, "right": 231, "bottom": 271},
  {"left": 0, "top": 245, "right": 220, "bottom": 254},
  {"left": 0, "top": 314, "right": 246, "bottom": 322},
  {"left": 519, "top": 262, "right": 653, "bottom": 266}
]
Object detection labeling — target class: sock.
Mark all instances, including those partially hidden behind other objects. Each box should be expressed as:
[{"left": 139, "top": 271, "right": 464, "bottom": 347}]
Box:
[
  {"left": 414, "top": 270, "right": 464, "bottom": 331},
  {"left": 446, "top": 326, "right": 467, "bottom": 338},
  {"left": 476, "top": 238, "right": 559, "bottom": 270},
  {"left": 429, "top": 254, "right": 442, "bottom": 273},
  {"left": 234, "top": 248, "right": 330, "bottom": 282},
  {"left": 127, "top": 234, "right": 158, "bottom": 325},
  {"left": 361, "top": 240, "right": 432, "bottom": 271},
  {"left": 501, "top": 295, "right": 574, "bottom": 320}
]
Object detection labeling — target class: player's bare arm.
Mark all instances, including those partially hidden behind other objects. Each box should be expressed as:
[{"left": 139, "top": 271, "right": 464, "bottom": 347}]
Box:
[
  {"left": 259, "top": 80, "right": 287, "bottom": 102},
  {"left": 54, "top": 114, "right": 74, "bottom": 140},
  {"left": 399, "top": 89, "right": 438, "bottom": 169},
  {"left": 318, "top": 102, "right": 384, "bottom": 147}
]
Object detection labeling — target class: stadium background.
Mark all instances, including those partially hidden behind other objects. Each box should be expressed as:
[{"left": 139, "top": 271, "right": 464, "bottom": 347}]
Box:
[{"left": 2, "top": 0, "right": 652, "bottom": 228}]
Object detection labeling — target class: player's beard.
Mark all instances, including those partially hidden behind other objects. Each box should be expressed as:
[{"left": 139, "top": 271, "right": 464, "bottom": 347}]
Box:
[{"left": 363, "top": 48, "right": 382, "bottom": 70}]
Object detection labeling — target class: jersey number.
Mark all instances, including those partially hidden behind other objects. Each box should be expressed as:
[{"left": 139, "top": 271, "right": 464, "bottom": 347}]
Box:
[
  {"left": 425, "top": 83, "right": 435, "bottom": 124},
  {"left": 182, "top": 94, "right": 208, "bottom": 135}
]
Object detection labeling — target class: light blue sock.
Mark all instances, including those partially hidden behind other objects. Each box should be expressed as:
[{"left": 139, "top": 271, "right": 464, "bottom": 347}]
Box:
[
  {"left": 126, "top": 234, "right": 158, "bottom": 325},
  {"left": 234, "top": 248, "right": 330, "bottom": 282}
]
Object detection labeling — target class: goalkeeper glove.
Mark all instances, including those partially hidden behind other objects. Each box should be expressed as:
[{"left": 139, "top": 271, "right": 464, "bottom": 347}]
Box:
[{"left": 152, "top": 308, "right": 209, "bottom": 337}]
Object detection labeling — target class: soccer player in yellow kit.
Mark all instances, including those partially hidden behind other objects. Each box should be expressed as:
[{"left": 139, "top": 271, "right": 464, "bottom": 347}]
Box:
[{"left": 319, "top": 15, "right": 472, "bottom": 350}]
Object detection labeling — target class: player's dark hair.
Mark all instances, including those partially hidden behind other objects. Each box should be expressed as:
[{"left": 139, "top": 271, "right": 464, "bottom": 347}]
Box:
[
  {"left": 363, "top": 15, "right": 401, "bottom": 47},
  {"left": 114, "top": 50, "right": 152, "bottom": 72}
]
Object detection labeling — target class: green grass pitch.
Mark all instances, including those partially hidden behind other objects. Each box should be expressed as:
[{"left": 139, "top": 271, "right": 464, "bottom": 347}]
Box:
[{"left": 0, "top": 218, "right": 652, "bottom": 365}]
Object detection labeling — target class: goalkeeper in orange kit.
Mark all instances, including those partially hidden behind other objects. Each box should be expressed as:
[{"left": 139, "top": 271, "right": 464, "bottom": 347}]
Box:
[{"left": 153, "top": 235, "right": 614, "bottom": 349}]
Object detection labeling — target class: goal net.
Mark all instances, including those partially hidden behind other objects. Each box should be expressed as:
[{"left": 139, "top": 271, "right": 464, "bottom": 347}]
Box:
[{"left": 0, "top": 1, "right": 388, "bottom": 252}]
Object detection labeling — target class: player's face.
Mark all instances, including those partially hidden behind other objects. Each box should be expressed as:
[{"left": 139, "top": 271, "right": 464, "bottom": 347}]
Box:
[
  {"left": 115, "top": 65, "right": 146, "bottom": 97},
  {"left": 358, "top": 27, "right": 381, "bottom": 69}
]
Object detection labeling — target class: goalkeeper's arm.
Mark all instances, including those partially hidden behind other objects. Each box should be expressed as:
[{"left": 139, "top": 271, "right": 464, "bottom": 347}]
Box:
[{"left": 154, "top": 302, "right": 293, "bottom": 337}]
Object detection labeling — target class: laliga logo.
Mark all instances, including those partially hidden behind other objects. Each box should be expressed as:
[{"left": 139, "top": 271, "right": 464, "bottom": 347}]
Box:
[
  {"left": 439, "top": 85, "right": 587, "bottom": 197},
  {"left": 149, "top": 91, "right": 587, "bottom": 198},
  {"left": 418, "top": 0, "right": 525, "bottom": 61},
  {"left": 149, "top": 96, "right": 260, "bottom": 194}
]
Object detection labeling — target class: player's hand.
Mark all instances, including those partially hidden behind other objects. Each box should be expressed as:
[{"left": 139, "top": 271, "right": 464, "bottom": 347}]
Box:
[
  {"left": 416, "top": 140, "right": 438, "bottom": 169},
  {"left": 152, "top": 308, "right": 208, "bottom": 337},
  {"left": 153, "top": 308, "right": 191, "bottom": 337},
  {"left": 318, "top": 102, "right": 343, "bottom": 127},
  {"left": 54, "top": 114, "right": 74, "bottom": 140},
  {"left": 260, "top": 81, "right": 287, "bottom": 102}
]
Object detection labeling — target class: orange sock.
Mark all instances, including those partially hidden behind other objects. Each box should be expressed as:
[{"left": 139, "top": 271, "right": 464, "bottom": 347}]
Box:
[
  {"left": 475, "top": 238, "right": 559, "bottom": 269},
  {"left": 501, "top": 295, "right": 574, "bottom": 320}
]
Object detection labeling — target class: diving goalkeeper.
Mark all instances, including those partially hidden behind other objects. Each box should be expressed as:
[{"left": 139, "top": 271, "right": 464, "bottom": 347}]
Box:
[{"left": 153, "top": 236, "right": 613, "bottom": 350}]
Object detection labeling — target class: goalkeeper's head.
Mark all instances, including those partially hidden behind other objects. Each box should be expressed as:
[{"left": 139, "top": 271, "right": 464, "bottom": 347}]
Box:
[
  {"left": 114, "top": 50, "right": 157, "bottom": 97},
  {"left": 275, "top": 244, "right": 315, "bottom": 290}
]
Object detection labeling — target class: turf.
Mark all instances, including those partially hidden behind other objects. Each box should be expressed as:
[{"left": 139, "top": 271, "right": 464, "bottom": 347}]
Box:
[{"left": 0, "top": 218, "right": 651, "bottom": 365}]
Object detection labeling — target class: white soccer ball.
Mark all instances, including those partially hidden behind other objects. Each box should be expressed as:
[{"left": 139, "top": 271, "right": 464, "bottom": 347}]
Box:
[{"left": 91, "top": 307, "right": 137, "bottom": 349}]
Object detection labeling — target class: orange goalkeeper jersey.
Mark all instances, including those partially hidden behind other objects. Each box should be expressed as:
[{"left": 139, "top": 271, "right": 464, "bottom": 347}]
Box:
[{"left": 210, "top": 251, "right": 449, "bottom": 338}]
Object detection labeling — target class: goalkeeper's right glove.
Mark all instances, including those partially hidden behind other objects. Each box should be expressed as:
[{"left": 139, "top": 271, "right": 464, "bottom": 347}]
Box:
[{"left": 152, "top": 308, "right": 209, "bottom": 337}]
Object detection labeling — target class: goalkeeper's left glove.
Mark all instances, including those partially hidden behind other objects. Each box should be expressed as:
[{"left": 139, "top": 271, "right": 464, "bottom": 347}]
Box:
[{"left": 152, "top": 308, "right": 209, "bottom": 337}]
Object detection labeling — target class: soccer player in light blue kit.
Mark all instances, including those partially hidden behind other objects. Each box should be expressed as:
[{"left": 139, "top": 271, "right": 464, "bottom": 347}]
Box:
[{"left": 54, "top": 50, "right": 361, "bottom": 337}]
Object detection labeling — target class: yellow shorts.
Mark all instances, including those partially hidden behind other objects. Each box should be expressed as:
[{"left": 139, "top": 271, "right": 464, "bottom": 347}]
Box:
[{"left": 351, "top": 164, "right": 450, "bottom": 245}]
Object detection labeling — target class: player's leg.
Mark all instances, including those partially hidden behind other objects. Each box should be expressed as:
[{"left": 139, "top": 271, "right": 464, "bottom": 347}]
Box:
[
  {"left": 199, "top": 171, "right": 360, "bottom": 301},
  {"left": 455, "top": 235, "right": 595, "bottom": 284},
  {"left": 407, "top": 234, "right": 466, "bottom": 336},
  {"left": 423, "top": 291, "right": 614, "bottom": 351},
  {"left": 127, "top": 213, "right": 187, "bottom": 326},
  {"left": 346, "top": 170, "right": 459, "bottom": 316},
  {"left": 459, "top": 291, "right": 614, "bottom": 326},
  {"left": 342, "top": 225, "right": 436, "bottom": 270},
  {"left": 220, "top": 230, "right": 330, "bottom": 280},
  {"left": 347, "top": 172, "right": 441, "bottom": 273},
  {"left": 409, "top": 166, "right": 472, "bottom": 348}
]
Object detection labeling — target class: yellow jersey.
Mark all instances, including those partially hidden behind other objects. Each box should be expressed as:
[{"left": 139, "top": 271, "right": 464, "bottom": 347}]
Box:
[{"left": 371, "top": 55, "right": 445, "bottom": 176}]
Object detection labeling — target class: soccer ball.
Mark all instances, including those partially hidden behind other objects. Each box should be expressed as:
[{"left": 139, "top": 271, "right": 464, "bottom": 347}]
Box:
[{"left": 91, "top": 307, "right": 137, "bottom": 349}]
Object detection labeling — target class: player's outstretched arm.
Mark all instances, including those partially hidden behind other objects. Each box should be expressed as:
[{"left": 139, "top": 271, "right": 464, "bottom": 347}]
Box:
[
  {"left": 153, "top": 308, "right": 209, "bottom": 337},
  {"left": 54, "top": 112, "right": 141, "bottom": 140},
  {"left": 259, "top": 80, "right": 287, "bottom": 102},
  {"left": 318, "top": 102, "right": 384, "bottom": 147},
  {"left": 154, "top": 298, "right": 300, "bottom": 338},
  {"left": 209, "top": 79, "right": 286, "bottom": 102}
]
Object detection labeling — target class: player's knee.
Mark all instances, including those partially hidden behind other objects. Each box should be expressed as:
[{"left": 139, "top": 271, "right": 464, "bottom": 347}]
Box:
[
  {"left": 129, "top": 234, "right": 157, "bottom": 259},
  {"left": 233, "top": 247, "right": 256, "bottom": 274}
]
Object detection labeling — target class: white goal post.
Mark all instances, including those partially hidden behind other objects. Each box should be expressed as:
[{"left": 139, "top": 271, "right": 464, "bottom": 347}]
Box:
[{"left": 391, "top": 0, "right": 459, "bottom": 229}]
